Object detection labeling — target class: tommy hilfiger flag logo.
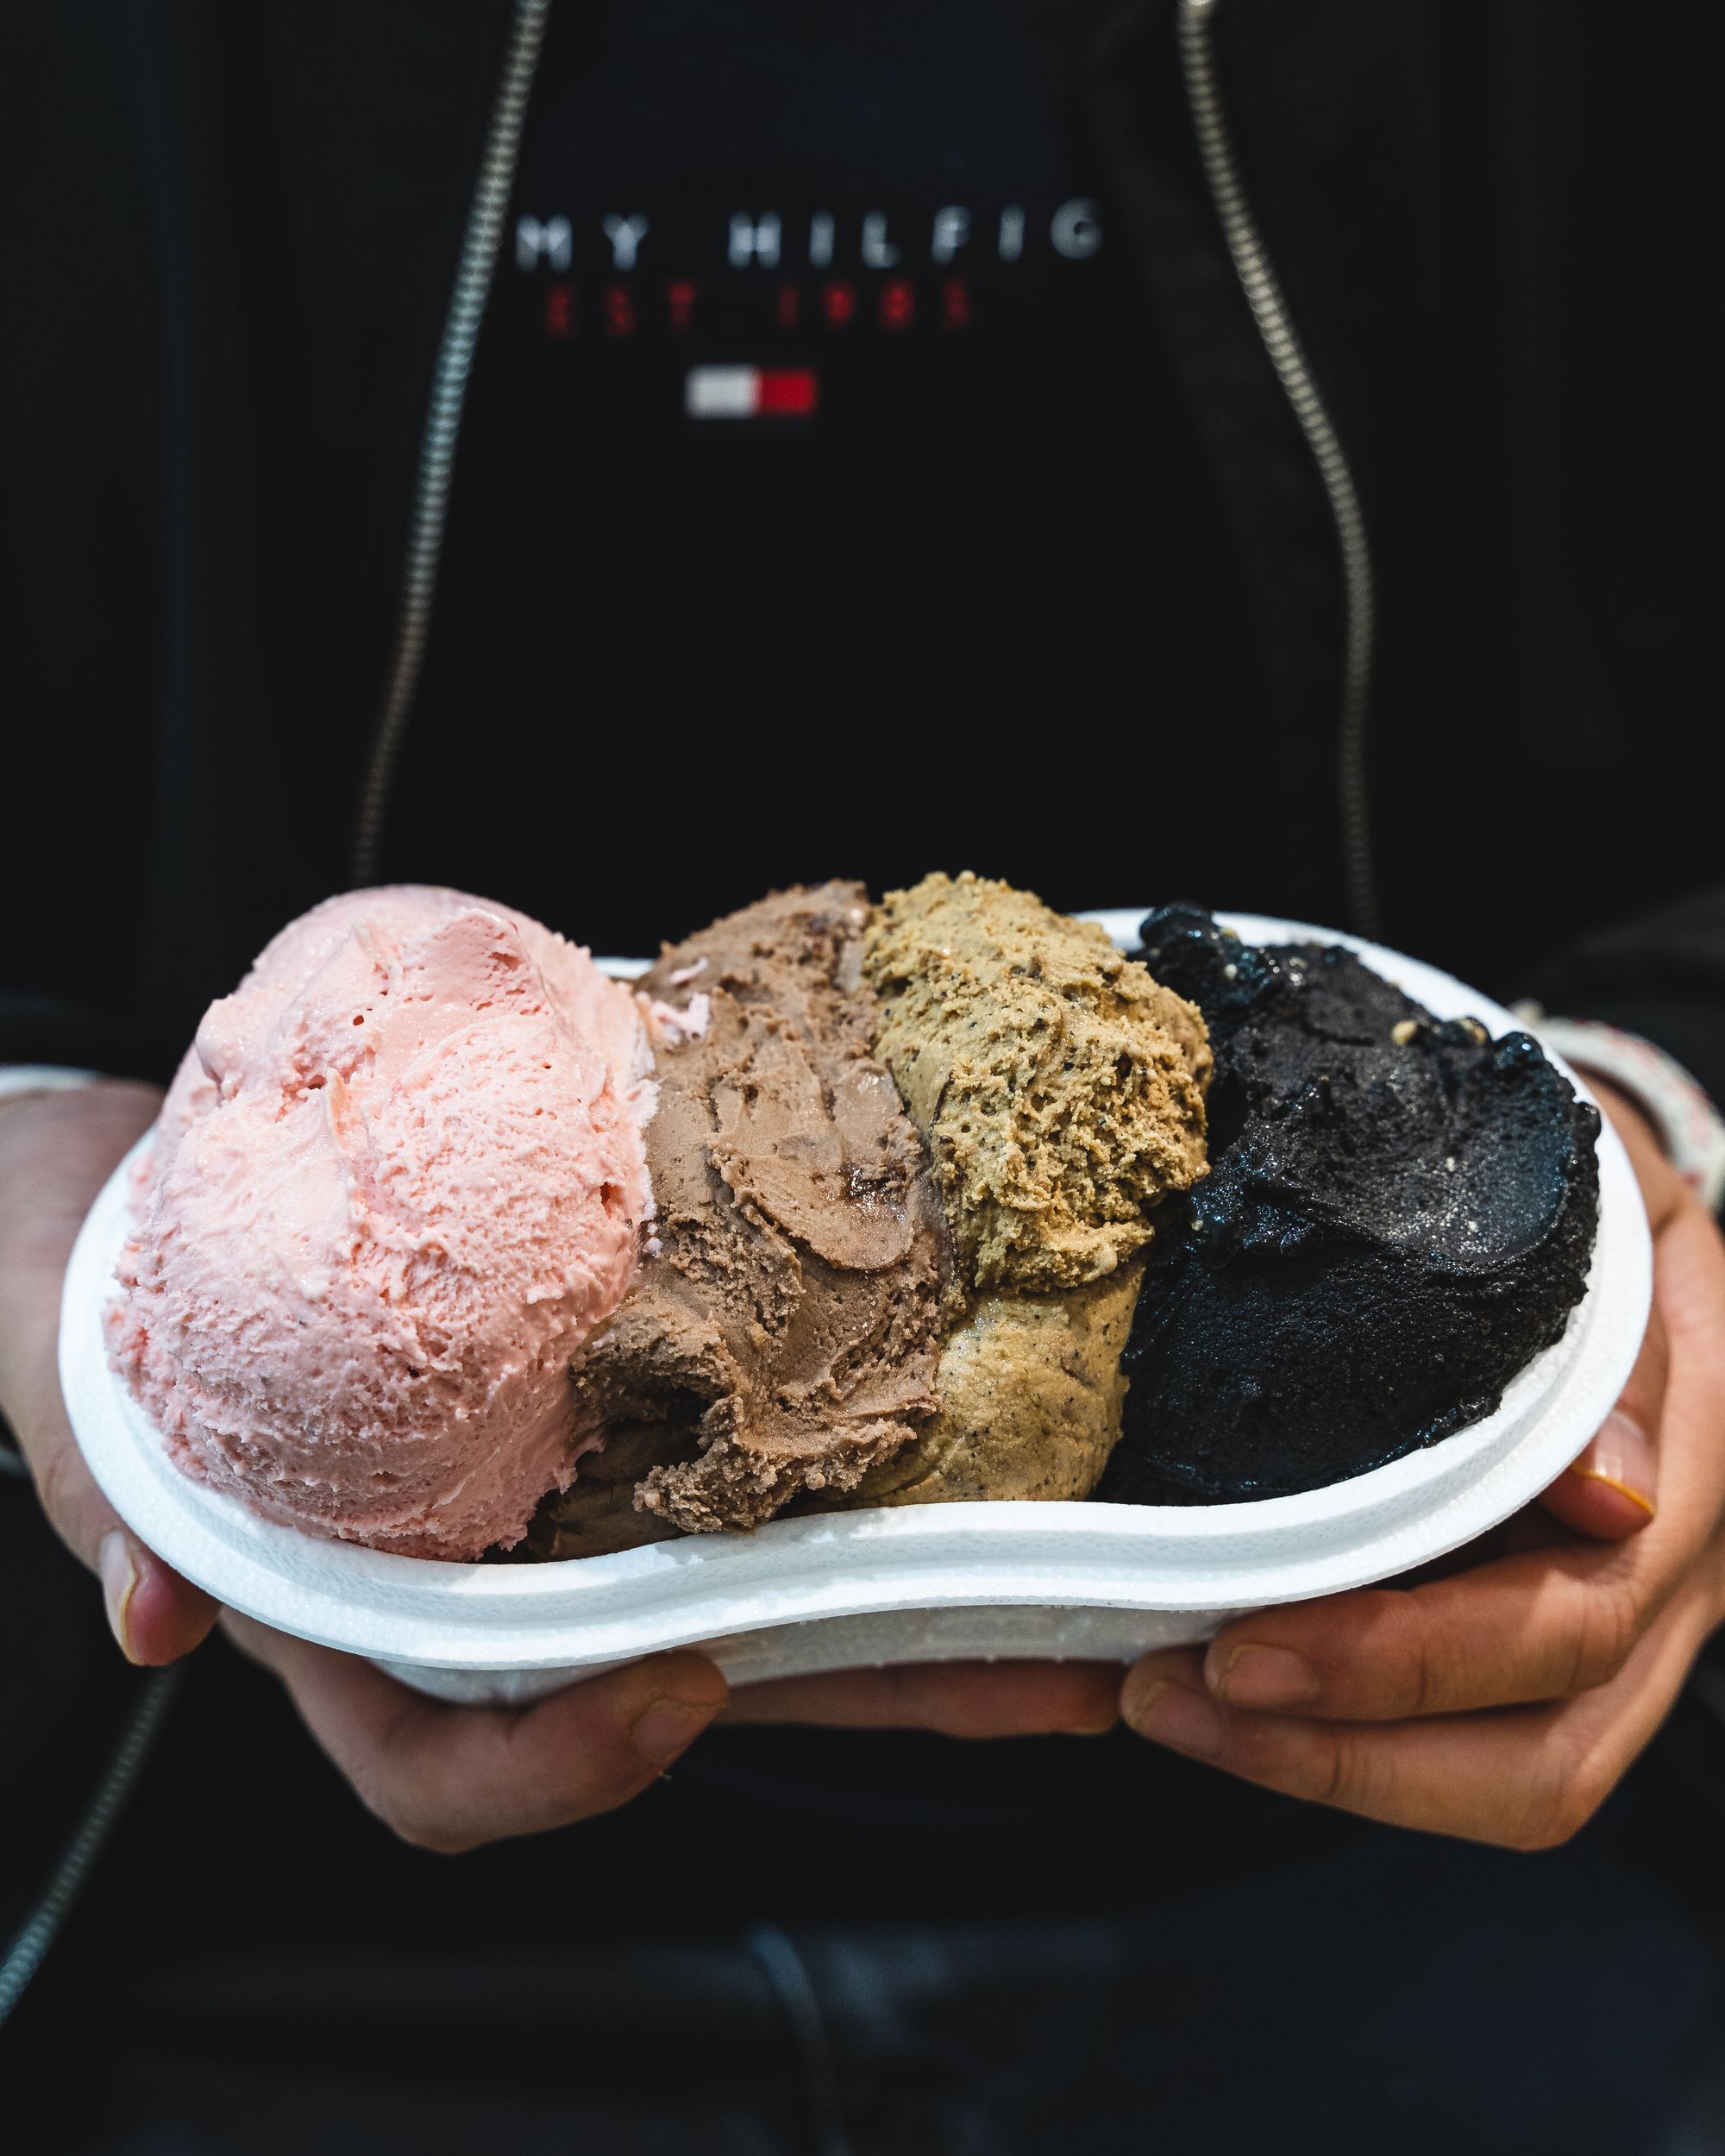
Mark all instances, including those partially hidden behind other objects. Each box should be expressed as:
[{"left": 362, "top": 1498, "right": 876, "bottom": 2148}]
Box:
[{"left": 684, "top": 365, "right": 819, "bottom": 419}]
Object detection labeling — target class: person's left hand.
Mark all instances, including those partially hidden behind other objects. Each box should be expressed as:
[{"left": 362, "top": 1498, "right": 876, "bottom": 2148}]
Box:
[{"left": 1116, "top": 1083, "right": 1725, "bottom": 1848}]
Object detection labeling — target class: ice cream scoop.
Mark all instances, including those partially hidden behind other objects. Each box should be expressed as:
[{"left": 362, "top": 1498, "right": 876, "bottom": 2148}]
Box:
[
  {"left": 538, "top": 876, "right": 1216, "bottom": 1552},
  {"left": 106, "top": 887, "right": 655, "bottom": 1558},
  {"left": 1098, "top": 906, "right": 1602, "bottom": 1504},
  {"left": 863, "top": 873, "right": 1212, "bottom": 1292},
  {"left": 794, "top": 877, "right": 1210, "bottom": 1524},
  {"left": 537, "top": 884, "right": 948, "bottom": 1548},
  {"left": 845, "top": 1263, "right": 1145, "bottom": 1507}
]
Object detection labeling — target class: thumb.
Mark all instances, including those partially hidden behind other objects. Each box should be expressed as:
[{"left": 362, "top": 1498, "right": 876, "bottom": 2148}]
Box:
[
  {"left": 1, "top": 1083, "right": 218, "bottom": 1664},
  {"left": 1542, "top": 1077, "right": 1683, "bottom": 1543},
  {"left": 27, "top": 1379, "right": 219, "bottom": 1667},
  {"left": 1538, "top": 1302, "right": 1665, "bottom": 1542},
  {"left": 97, "top": 1529, "right": 221, "bottom": 1669}
]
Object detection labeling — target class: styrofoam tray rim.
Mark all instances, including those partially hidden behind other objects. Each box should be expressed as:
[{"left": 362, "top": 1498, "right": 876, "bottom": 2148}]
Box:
[{"left": 59, "top": 912, "right": 1651, "bottom": 1676}]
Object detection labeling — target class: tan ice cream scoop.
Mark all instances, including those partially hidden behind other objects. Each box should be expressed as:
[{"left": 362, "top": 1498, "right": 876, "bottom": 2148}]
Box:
[
  {"left": 847, "top": 1263, "right": 1145, "bottom": 1507},
  {"left": 837, "top": 874, "right": 1213, "bottom": 1514},
  {"left": 863, "top": 873, "right": 1211, "bottom": 1294}
]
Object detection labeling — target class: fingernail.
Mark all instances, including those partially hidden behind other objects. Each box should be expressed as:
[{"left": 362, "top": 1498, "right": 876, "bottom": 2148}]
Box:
[
  {"left": 1214, "top": 1643, "right": 1320, "bottom": 1710},
  {"left": 1066, "top": 1706, "right": 1121, "bottom": 1737},
  {"left": 1120, "top": 1677, "right": 1223, "bottom": 1760},
  {"left": 630, "top": 1696, "right": 720, "bottom": 1764},
  {"left": 100, "top": 1531, "right": 141, "bottom": 1664},
  {"left": 1569, "top": 1409, "right": 1656, "bottom": 1519}
]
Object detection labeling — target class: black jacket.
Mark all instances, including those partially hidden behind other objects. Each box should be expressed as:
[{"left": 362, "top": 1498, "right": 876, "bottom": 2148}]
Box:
[
  {"left": 3, "top": 0, "right": 1722, "bottom": 1096},
  {"left": 5, "top": 0, "right": 1725, "bottom": 2007}
]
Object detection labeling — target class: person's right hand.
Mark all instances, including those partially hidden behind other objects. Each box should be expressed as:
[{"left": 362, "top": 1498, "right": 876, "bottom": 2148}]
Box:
[
  {"left": 0, "top": 1081, "right": 217, "bottom": 1664},
  {"left": 4, "top": 1081, "right": 1120, "bottom": 1852},
  {"left": 0, "top": 1081, "right": 738, "bottom": 1839}
]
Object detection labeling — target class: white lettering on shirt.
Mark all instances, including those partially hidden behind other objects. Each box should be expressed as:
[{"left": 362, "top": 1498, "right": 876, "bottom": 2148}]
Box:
[
  {"left": 860, "top": 212, "right": 901, "bottom": 269},
  {"left": 930, "top": 206, "right": 972, "bottom": 265},
  {"left": 601, "top": 214, "right": 650, "bottom": 271},
  {"left": 1051, "top": 197, "right": 1102, "bottom": 260},
  {"left": 516, "top": 216, "right": 572, "bottom": 272},
  {"left": 808, "top": 212, "right": 836, "bottom": 269},
  {"left": 729, "top": 212, "right": 783, "bottom": 268},
  {"left": 997, "top": 206, "right": 1026, "bottom": 262}
]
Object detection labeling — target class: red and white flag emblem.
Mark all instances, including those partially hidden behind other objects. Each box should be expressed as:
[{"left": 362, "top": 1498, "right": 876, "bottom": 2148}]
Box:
[{"left": 684, "top": 365, "right": 819, "bottom": 419}]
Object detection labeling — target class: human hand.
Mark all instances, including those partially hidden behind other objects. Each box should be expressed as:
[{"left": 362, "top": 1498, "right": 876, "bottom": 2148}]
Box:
[
  {"left": 223, "top": 1614, "right": 732, "bottom": 1852},
  {"left": 0, "top": 1081, "right": 219, "bottom": 1664},
  {"left": 2, "top": 1082, "right": 1115, "bottom": 1851},
  {"left": 1118, "top": 1083, "right": 1725, "bottom": 1847}
]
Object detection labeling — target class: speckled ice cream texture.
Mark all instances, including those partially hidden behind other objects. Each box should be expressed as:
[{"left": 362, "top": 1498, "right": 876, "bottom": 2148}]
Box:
[
  {"left": 1100, "top": 904, "right": 1602, "bottom": 1503},
  {"left": 862, "top": 873, "right": 1213, "bottom": 1292}
]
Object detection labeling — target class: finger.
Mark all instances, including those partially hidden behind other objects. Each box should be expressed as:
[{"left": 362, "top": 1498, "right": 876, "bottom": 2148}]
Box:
[
  {"left": 1, "top": 1083, "right": 216, "bottom": 1664},
  {"left": 225, "top": 1614, "right": 729, "bottom": 1852},
  {"left": 1540, "top": 1081, "right": 1697, "bottom": 1539},
  {"left": 1653, "top": 1194, "right": 1725, "bottom": 1368},
  {"left": 25, "top": 1343, "right": 219, "bottom": 1670},
  {"left": 1605, "top": 1198, "right": 1725, "bottom": 1538},
  {"left": 1540, "top": 1303, "right": 1666, "bottom": 1539},
  {"left": 1590, "top": 1080, "right": 1686, "bottom": 1232},
  {"left": 1540, "top": 1419, "right": 1657, "bottom": 1539},
  {"left": 1121, "top": 1579, "right": 1715, "bottom": 1846},
  {"left": 1187, "top": 1539, "right": 1659, "bottom": 1722},
  {"left": 725, "top": 1659, "right": 1120, "bottom": 1738},
  {"left": 22, "top": 1338, "right": 218, "bottom": 1664}
]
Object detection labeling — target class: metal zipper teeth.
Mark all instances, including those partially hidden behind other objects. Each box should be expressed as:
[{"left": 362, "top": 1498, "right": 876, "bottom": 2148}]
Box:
[
  {"left": 1176, "top": 0, "right": 1380, "bottom": 938},
  {"left": 349, "top": 0, "right": 554, "bottom": 888},
  {"left": 0, "top": 1667, "right": 184, "bottom": 2029}
]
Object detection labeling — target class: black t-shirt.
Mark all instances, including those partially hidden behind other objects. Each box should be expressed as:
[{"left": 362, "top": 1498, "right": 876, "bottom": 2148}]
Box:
[{"left": 392, "top": 0, "right": 1258, "bottom": 954}]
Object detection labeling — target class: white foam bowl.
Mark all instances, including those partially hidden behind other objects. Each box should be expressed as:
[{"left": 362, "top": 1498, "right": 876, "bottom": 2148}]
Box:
[{"left": 60, "top": 914, "right": 1650, "bottom": 1704}]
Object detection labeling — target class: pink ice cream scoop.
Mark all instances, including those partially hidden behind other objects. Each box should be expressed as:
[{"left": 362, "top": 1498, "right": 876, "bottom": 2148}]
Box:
[{"left": 106, "top": 887, "right": 656, "bottom": 1559}]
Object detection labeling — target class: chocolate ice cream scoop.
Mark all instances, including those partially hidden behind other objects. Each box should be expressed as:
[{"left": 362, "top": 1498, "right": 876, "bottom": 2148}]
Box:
[
  {"left": 1098, "top": 906, "right": 1602, "bottom": 1505},
  {"left": 541, "top": 884, "right": 947, "bottom": 1545}
]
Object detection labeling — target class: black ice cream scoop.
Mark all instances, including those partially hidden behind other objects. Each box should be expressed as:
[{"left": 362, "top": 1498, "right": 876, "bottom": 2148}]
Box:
[{"left": 1098, "top": 906, "right": 1602, "bottom": 1506}]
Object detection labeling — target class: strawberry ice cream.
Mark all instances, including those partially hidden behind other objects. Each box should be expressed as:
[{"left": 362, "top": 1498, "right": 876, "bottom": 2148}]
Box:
[{"left": 106, "top": 887, "right": 656, "bottom": 1558}]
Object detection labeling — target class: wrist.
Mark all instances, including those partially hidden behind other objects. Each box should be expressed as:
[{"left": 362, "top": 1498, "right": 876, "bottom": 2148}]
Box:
[
  {"left": 0, "top": 1075, "right": 160, "bottom": 1153},
  {"left": 0, "top": 1081, "right": 160, "bottom": 1457},
  {"left": 0, "top": 1064, "right": 102, "bottom": 1106},
  {"left": 0, "top": 1081, "right": 161, "bottom": 1266},
  {"left": 1590, "top": 1077, "right": 1663, "bottom": 1155},
  {"left": 1515, "top": 1009, "right": 1725, "bottom": 1214}
]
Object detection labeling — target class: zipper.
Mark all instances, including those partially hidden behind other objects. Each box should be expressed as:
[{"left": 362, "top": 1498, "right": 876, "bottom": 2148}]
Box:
[
  {"left": 353, "top": 0, "right": 1377, "bottom": 921},
  {"left": 1176, "top": 0, "right": 1380, "bottom": 939},
  {"left": 0, "top": 1667, "right": 184, "bottom": 2029},
  {"left": 3, "top": 12, "right": 549, "bottom": 2004},
  {"left": 349, "top": 0, "right": 554, "bottom": 888},
  {"left": 0, "top": 6, "right": 553, "bottom": 2020}
]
